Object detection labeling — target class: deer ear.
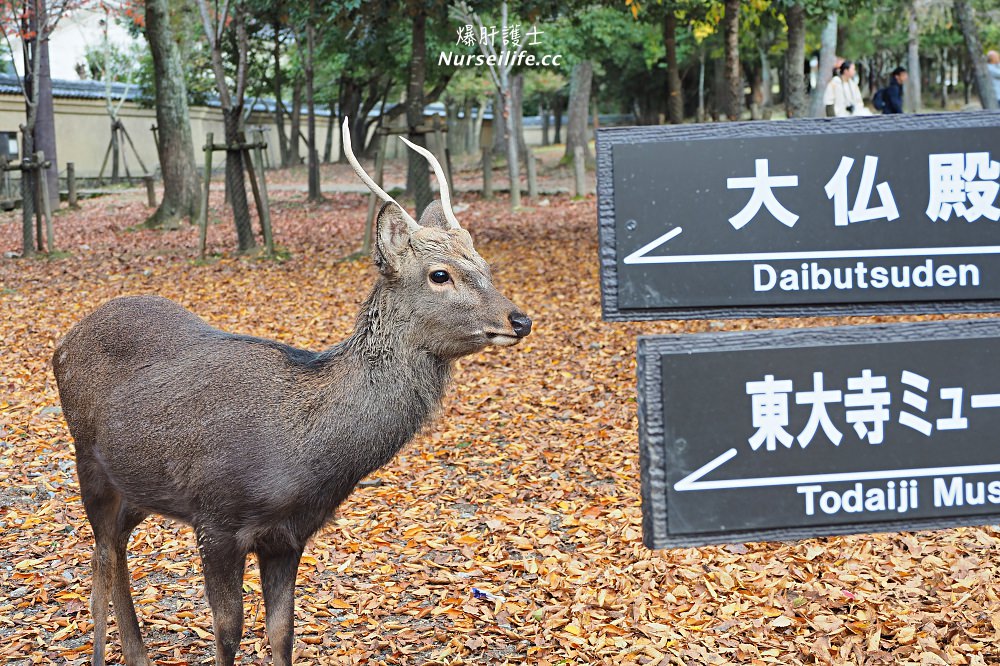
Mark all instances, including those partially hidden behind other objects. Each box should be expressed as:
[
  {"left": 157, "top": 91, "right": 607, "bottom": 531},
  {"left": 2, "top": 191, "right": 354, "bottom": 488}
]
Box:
[
  {"left": 372, "top": 202, "right": 414, "bottom": 273},
  {"left": 418, "top": 201, "right": 450, "bottom": 230}
]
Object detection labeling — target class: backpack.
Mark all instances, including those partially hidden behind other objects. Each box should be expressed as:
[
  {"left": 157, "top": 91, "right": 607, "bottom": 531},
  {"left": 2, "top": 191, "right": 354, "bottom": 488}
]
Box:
[{"left": 873, "top": 87, "right": 888, "bottom": 112}]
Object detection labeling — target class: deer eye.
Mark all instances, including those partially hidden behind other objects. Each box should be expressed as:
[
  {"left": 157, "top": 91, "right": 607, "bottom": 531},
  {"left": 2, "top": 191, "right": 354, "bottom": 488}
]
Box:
[{"left": 429, "top": 270, "right": 451, "bottom": 284}]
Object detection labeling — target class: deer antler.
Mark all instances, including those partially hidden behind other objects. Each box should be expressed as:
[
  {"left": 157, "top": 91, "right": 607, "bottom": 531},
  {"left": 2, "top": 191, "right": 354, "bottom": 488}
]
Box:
[
  {"left": 342, "top": 117, "right": 420, "bottom": 231},
  {"left": 399, "top": 135, "right": 462, "bottom": 230}
]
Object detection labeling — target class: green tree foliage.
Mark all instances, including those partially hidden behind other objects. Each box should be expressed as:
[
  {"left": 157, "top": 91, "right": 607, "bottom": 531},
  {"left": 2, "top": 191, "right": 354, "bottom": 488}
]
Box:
[
  {"left": 82, "top": 41, "right": 147, "bottom": 83},
  {"left": 127, "top": 2, "right": 218, "bottom": 108},
  {"left": 549, "top": 5, "right": 664, "bottom": 119}
]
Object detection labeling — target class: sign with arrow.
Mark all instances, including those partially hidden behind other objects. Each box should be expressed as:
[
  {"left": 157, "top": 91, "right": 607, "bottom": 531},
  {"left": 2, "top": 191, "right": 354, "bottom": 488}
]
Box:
[
  {"left": 597, "top": 112, "right": 1000, "bottom": 320},
  {"left": 638, "top": 319, "right": 1000, "bottom": 549}
]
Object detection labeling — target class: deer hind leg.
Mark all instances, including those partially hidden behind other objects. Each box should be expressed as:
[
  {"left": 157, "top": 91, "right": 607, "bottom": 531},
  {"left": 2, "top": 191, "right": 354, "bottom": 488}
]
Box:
[
  {"left": 84, "top": 502, "right": 113, "bottom": 666},
  {"left": 110, "top": 504, "right": 151, "bottom": 665},
  {"left": 78, "top": 463, "right": 150, "bottom": 666},
  {"left": 197, "top": 528, "right": 247, "bottom": 666},
  {"left": 259, "top": 546, "right": 304, "bottom": 666}
]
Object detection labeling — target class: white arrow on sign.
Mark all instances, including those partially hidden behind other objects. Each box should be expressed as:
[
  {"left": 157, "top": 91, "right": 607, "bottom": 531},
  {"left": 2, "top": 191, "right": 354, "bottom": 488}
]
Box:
[
  {"left": 623, "top": 226, "right": 1000, "bottom": 266},
  {"left": 674, "top": 446, "right": 1000, "bottom": 491}
]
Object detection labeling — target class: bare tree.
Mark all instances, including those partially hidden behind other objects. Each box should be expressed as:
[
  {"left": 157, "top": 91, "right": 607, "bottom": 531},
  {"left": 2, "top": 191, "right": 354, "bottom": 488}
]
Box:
[
  {"left": 723, "top": 0, "right": 741, "bottom": 120},
  {"left": 292, "top": 0, "right": 320, "bottom": 202},
  {"left": 93, "top": 4, "right": 136, "bottom": 185},
  {"left": 954, "top": 0, "right": 998, "bottom": 110},
  {"left": 809, "top": 11, "right": 837, "bottom": 117},
  {"left": 456, "top": 1, "right": 526, "bottom": 209},
  {"left": 195, "top": 0, "right": 256, "bottom": 252},
  {"left": 267, "top": 10, "right": 290, "bottom": 167},
  {"left": 564, "top": 60, "right": 591, "bottom": 161},
  {"left": 288, "top": 75, "right": 302, "bottom": 166},
  {"left": 905, "top": 0, "right": 922, "bottom": 113},
  {"left": 403, "top": 9, "right": 433, "bottom": 215},
  {"left": 144, "top": 0, "right": 199, "bottom": 228},
  {"left": 664, "top": 8, "right": 682, "bottom": 124},
  {"left": 783, "top": 1, "right": 807, "bottom": 118},
  {"left": 1, "top": 0, "right": 73, "bottom": 255}
]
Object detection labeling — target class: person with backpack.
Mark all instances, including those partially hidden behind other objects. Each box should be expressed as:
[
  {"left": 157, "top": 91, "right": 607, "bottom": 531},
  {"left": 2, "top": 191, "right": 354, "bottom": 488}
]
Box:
[{"left": 874, "top": 67, "right": 907, "bottom": 114}]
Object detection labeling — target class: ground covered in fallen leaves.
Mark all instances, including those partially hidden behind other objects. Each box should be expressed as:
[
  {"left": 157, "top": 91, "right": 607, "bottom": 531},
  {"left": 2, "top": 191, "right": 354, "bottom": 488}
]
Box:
[{"left": 1, "top": 180, "right": 999, "bottom": 665}]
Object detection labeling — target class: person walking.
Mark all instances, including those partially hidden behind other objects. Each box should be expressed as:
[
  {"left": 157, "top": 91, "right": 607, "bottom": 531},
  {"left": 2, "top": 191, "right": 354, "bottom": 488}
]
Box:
[
  {"left": 885, "top": 67, "right": 907, "bottom": 113},
  {"left": 829, "top": 61, "right": 870, "bottom": 117},
  {"left": 988, "top": 51, "right": 1000, "bottom": 108},
  {"left": 822, "top": 57, "right": 845, "bottom": 117},
  {"left": 876, "top": 66, "right": 907, "bottom": 114}
]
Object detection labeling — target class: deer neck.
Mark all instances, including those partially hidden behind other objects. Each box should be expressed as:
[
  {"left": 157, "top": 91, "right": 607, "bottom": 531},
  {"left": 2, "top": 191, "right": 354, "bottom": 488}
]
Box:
[
  {"left": 347, "top": 279, "right": 450, "bottom": 375},
  {"left": 307, "top": 280, "right": 453, "bottom": 474}
]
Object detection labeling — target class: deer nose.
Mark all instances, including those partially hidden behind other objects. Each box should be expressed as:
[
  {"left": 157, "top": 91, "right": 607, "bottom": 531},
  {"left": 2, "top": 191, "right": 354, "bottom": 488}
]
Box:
[{"left": 509, "top": 312, "right": 532, "bottom": 338}]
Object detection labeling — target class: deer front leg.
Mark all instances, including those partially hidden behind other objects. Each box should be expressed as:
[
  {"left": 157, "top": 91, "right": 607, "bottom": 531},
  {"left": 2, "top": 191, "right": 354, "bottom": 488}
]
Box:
[
  {"left": 197, "top": 530, "right": 247, "bottom": 666},
  {"left": 259, "top": 547, "right": 303, "bottom": 666}
]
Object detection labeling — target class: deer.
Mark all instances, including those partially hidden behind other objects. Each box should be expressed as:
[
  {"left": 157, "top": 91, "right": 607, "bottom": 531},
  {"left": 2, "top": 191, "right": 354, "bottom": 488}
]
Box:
[{"left": 52, "top": 117, "right": 532, "bottom": 666}]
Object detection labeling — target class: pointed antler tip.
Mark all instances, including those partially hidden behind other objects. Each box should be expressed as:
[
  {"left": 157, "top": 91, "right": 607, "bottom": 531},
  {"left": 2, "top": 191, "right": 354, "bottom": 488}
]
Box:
[
  {"left": 397, "top": 133, "right": 462, "bottom": 230},
  {"left": 343, "top": 117, "right": 418, "bottom": 230}
]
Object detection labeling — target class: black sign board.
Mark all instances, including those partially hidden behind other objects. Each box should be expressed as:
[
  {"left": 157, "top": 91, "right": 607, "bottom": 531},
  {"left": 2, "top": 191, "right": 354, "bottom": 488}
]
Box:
[
  {"left": 639, "top": 318, "right": 1000, "bottom": 549},
  {"left": 598, "top": 112, "right": 1000, "bottom": 320}
]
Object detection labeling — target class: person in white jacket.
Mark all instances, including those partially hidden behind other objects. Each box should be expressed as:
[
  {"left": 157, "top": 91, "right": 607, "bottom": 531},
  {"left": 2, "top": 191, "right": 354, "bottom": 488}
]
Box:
[{"left": 828, "top": 61, "right": 871, "bottom": 117}]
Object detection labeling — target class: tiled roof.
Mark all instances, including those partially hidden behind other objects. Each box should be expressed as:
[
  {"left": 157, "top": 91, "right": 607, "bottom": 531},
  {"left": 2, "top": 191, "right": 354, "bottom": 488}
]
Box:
[
  {"left": 0, "top": 74, "right": 336, "bottom": 116},
  {"left": 0, "top": 73, "right": 137, "bottom": 100}
]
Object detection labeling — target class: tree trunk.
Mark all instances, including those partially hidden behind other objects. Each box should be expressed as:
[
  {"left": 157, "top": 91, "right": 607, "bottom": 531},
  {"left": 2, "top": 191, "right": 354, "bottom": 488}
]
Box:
[
  {"left": 711, "top": 53, "right": 726, "bottom": 120},
  {"left": 664, "top": 9, "right": 683, "bottom": 124},
  {"left": 723, "top": 0, "right": 741, "bottom": 120},
  {"left": 492, "top": 92, "right": 506, "bottom": 156},
  {"left": 223, "top": 108, "right": 255, "bottom": 252},
  {"left": 954, "top": 0, "right": 998, "bottom": 110},
  {"left": 748, "top": 57, "right": 764, "bottom": 119},
  {"left": 810, "top": 12, "right": 838, "bottom": 117},
  {"left": 502, "top": 72, "right": 521, "bottom": 208},
  {"left": 323, "top": 108, "right": 334, "bottom": 162},
  {"left": 21, "top": 128, "right": 35, "bottom": 257},
  {"left": 21, "top": 7, "right": 41, "bottom": 255},
  {"left": 446, "top": 100, "right": 461, "bottom": 154},
  {"left": 474, "top": 99, "right": 486, "bottom": 150},
  {"left": 198, "top": 0, "right": 255, "bottom": 253},
  {"left": 564, "top": 60, "right": 592, "bottom": 161},
  {"left": 784, "top": 2, "right": 807, "bottom": 118},
  {"left": 939, "top": 48, "right": 949, "bottom": 109},
  {"left": 906, "top": 0, "right": 922, "bottom": 113},
  {"left": 111, "top": 123, "right": 120, "bottom": 184},
  {"left": 36, "top": 0, "right": 58, "bottom": 211},
  {"left": 697, "top": 46, "right": 706, "bottom": 122},
  {"left": 759, "top": 45, "right": 772, "bottom": 109},
  {"left": 540, "top": 100, "right": 550, "bottom": 145},
  {"left": 406, "top": 10, "right": 431, "bottom": 217},
  {"left": 961, "top": 52, "right": 970, "bottom": 105},
  {"left": 553, "top": 94, "right": 564, "bottom": 144},
  {"left": 463, "top": 98, "right": 475, "bottom": 153},
  {"left": 337, "top": 77, "right": 362, "bottom": 163},
  {"left": 144, "top": 0, "right": 199, "bottom": 228},
  {"left": 273, "top": 22, "right": 289, "bottom": 168},
  {"left": 305, "top": 6, "right": 320, "bottom": 202},
  {"left": 511, "top": 74, "right": 526, "bottom": 156},
  {"left": 289, "top": 76, "right": 303, "bottom": 164}
]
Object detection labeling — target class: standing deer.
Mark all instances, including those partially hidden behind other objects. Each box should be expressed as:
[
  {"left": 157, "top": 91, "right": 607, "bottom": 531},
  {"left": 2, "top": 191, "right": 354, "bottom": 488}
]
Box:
[{"left": 52, "top": 117, "right": 531, "bottom": 666}]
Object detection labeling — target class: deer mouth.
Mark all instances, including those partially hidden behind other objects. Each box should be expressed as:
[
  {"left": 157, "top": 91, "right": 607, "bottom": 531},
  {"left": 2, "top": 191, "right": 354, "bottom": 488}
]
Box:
[{"left": 485, "top": 332, "right": 521, "bottom": 347}]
